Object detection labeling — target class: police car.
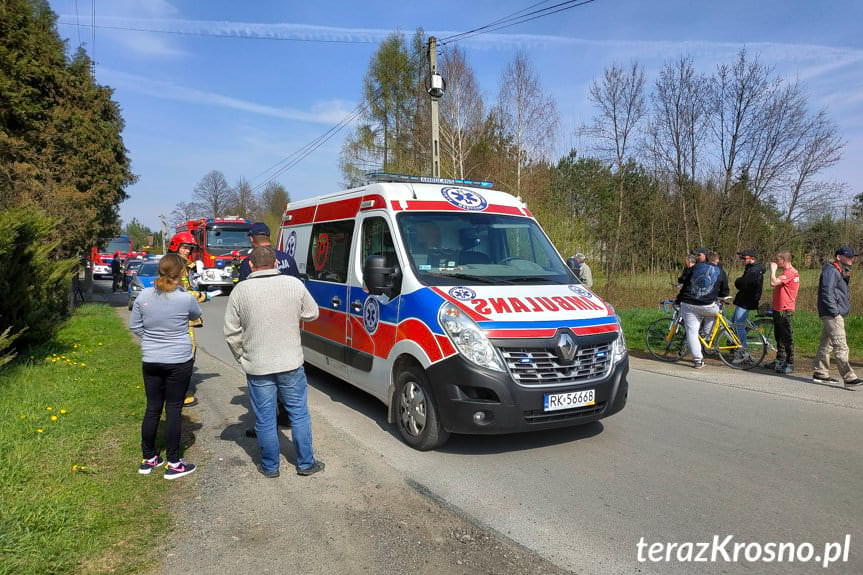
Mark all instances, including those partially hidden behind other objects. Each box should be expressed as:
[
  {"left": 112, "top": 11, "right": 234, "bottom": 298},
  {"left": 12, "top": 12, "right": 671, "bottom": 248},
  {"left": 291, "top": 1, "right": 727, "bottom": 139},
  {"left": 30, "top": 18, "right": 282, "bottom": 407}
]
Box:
[{"left": 278, "top": 173, "right": 629, "bottom": 450}]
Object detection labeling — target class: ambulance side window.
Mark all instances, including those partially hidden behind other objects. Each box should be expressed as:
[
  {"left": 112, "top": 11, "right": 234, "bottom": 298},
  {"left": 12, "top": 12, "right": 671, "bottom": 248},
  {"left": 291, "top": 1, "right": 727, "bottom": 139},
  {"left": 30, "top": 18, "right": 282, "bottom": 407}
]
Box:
[
  {"left": 307, "top": 220, "right": 354, "bottom": 283},
  {"left": 361, "top": 217, "right": 397, "bottom": 268}
]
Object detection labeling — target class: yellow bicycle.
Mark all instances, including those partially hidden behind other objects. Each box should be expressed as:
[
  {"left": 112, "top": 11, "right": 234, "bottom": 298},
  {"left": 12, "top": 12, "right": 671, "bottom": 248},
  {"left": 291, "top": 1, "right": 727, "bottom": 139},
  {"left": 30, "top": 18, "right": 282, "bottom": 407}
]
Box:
[{"left": 645, "top": 299, "right": 768, "bottom": 370}]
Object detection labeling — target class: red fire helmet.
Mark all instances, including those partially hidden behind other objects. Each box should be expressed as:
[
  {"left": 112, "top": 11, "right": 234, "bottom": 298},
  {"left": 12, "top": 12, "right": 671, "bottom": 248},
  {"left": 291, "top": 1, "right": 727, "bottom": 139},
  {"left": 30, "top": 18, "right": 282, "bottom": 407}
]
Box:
[{"left": 168, "top": 231, "right": 197, "bottom": 253}]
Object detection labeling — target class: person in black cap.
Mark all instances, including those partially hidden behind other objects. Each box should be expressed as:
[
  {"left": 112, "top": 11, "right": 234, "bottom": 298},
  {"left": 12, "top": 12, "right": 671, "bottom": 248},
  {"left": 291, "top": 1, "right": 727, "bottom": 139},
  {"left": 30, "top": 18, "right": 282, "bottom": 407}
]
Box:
[
  {"left": 813, "top": 247, "right": 861, "bottom": 388},
  {"left": 237, "top": 222, "right": 299, "bottom": 281},
  {"left": 730, "top": 250, "right": 765, "bottom": 363}
]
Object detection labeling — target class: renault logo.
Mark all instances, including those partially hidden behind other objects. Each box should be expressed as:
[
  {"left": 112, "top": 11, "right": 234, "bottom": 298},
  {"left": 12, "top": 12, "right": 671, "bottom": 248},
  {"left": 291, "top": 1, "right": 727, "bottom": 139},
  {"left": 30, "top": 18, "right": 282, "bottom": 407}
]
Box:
[{"left": 556, "top": 333, "right": 577, "bottom": 363}]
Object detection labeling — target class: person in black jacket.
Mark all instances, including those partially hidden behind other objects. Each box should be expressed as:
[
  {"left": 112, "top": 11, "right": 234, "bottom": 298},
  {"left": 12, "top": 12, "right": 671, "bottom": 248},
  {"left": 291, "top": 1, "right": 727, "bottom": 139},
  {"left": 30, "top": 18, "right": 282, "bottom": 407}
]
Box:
[
  {"left": 730, "top": 250, "right": 765, "bottom": 361},
  {"left": 812, "top": 247, "right": 861, "bottom": 388}
]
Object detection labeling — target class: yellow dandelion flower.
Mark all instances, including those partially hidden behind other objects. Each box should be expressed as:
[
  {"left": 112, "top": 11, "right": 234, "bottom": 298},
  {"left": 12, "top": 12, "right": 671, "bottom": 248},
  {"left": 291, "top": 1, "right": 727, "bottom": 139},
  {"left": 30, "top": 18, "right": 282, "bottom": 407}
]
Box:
[
  {"left": 80, "top": 363, "right": 86, "bottom": 367},
  {"left": 71, "top": 465, "right": 79, "bottom": 472},
  {"left": 36, "top": 428, "right": 44, "bottom": 433},
  {"left": 60, "top": 409, "right": 67, "bottom": 414},
  {"left": 46, "top": 407, "right": 53, "bottom": 411},
  {"left": 97, "top": 342, "right": 103, "bottom": 346},
  {"left": 50, "top": 415, "right": 58, "bottom": 422}
]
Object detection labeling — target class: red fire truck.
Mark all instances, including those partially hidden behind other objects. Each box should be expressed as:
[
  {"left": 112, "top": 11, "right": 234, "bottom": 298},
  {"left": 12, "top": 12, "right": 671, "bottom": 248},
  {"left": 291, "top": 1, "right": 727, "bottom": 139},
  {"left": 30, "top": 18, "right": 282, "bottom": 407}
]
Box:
[
  {"left": 177, "top": 217, "right": 252, "bottom": 291},
  {"left": 90, "top": 235, "right": 139, "bottom": 279}
]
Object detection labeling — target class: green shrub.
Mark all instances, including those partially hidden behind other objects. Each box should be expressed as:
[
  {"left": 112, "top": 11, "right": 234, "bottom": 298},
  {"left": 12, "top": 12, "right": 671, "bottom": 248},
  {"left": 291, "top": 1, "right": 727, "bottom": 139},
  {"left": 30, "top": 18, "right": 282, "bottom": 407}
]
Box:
[{"left": 0, "top": 207, "right": 76, "bottom": 351}]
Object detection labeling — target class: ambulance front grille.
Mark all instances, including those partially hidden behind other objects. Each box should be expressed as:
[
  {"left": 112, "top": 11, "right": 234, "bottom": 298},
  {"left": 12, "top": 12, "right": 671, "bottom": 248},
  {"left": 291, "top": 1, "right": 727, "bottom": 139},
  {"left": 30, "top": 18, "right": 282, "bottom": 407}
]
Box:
[{"left": 500, "top": 343, "right": 612, "bottom": 387}]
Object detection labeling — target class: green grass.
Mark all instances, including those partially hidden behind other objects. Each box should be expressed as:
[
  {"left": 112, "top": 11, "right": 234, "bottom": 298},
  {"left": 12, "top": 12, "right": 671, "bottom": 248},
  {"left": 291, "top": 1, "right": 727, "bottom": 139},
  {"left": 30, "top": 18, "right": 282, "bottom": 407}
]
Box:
[
  {"left": 618, "top": 307, "right": 863, "bottom": 362},
  {"left": 0, "top": 305, "right": 173, "bottom": 575}
]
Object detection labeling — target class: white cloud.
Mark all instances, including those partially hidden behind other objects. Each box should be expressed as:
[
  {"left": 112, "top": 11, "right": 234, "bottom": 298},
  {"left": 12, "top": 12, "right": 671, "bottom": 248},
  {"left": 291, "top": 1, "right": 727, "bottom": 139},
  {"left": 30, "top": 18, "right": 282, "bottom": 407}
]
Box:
[{"left": 99, "top": 68, "right": 357, "bottom": 124}]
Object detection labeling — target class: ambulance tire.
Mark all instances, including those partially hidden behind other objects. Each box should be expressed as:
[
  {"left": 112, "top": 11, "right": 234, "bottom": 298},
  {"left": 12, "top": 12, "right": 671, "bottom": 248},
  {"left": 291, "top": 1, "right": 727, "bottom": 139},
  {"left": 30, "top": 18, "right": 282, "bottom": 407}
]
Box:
[{"left": 394, "top": 364, "right": 449, "bottom": 451}]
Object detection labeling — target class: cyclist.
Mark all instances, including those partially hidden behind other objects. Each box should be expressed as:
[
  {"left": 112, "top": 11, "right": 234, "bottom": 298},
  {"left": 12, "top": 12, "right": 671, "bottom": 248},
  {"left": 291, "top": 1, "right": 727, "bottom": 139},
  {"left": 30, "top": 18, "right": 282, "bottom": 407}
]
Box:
[
  {"left": 167, "top": 232, "right": 210, "bottom": 407},
  {"left": 731, "top": 250, "right": 765, "bottom": 363},
  {"left": 677, "top": 249, "right": 728, "bottom": 369}
]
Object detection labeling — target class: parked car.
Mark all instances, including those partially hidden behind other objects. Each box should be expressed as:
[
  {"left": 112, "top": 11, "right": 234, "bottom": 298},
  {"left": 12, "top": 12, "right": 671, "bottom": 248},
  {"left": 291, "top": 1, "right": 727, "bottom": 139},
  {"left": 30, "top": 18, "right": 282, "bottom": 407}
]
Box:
[
  {"left": 122, "top": 259, "right": 145, "bottom": 289},
  {"left": 127, "top": 262, "right": 159, "bottom": 310}
]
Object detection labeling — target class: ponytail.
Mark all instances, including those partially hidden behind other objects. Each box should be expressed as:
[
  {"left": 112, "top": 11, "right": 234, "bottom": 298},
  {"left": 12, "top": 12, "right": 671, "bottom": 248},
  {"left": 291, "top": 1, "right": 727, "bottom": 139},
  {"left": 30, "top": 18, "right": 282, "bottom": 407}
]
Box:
[{"left": 155, "top": 254, "right": 184, "bottom": 293}]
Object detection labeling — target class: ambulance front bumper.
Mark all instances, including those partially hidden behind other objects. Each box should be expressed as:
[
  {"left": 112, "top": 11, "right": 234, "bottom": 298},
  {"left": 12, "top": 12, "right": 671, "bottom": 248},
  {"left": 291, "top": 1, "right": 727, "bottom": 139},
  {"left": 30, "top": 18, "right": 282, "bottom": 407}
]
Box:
[{"left": 425, "top": 353, "right": 628, "bottom": 435}]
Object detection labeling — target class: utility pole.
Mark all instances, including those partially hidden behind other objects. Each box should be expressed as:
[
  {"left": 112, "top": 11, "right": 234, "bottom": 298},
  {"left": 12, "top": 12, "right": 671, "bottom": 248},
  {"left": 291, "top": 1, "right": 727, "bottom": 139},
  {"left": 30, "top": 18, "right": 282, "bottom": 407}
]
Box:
[
  {"left": 159, "top": 214, "right": 168, "bottom": 254},
  {"left": 427, "top": 37, "right": 444, "bottom": 178}
]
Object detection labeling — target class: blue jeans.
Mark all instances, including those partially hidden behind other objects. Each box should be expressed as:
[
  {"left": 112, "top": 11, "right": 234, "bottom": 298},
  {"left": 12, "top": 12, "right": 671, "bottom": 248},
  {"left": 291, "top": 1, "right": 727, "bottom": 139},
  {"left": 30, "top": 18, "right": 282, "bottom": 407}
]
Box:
[
  {"left": 246, "top": 367, "right": 316, "bottom": 473},
  {"left": 731, "top": 306, "right": 750, "bottom": 349}
]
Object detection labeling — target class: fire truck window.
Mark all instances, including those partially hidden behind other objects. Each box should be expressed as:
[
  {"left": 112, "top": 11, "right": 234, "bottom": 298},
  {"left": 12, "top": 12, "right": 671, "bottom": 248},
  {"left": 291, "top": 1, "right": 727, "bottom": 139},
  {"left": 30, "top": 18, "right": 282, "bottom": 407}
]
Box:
[
  {"left": 307, "top": 220, "right": 354, "bottom": 284},
  {"left": 361, "top": 217, "right": 397, "bottom": 268}
]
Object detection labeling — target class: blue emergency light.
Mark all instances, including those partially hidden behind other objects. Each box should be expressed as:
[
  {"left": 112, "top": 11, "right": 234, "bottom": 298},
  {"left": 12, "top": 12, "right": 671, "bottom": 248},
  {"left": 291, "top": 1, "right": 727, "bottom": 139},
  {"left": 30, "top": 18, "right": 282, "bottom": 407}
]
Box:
[{"left": 365, "top": 172, "right": 494, "bottom": 189}]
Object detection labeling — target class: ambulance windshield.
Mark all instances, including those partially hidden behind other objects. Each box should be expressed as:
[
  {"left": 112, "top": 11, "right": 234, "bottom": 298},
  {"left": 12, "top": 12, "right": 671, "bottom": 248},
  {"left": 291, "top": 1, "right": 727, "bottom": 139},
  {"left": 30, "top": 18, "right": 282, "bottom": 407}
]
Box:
[{"left": 397, "top": 212, "right": 578, "bottom": 286}]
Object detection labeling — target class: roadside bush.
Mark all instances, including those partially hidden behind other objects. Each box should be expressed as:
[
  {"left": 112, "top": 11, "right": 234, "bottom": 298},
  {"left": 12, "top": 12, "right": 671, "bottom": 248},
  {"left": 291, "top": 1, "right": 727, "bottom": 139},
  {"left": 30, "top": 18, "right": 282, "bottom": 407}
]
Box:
[{"left": 0, "top": 207, "right": 76, "bottom": 351}]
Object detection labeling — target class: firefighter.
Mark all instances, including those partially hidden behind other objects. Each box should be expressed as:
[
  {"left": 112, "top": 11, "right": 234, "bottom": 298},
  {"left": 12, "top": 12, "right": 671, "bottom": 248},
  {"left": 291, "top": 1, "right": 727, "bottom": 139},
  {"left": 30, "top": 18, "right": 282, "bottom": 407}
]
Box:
[{"left": 168, "top": 232, "right": 209, "bottom": 407}]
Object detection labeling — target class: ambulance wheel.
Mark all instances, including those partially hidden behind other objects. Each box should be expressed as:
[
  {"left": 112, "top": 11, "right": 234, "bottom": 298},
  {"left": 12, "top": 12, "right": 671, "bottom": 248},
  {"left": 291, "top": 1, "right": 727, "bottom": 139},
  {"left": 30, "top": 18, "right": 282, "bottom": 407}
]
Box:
[{"left": 395, "top": 365, "right": 449, "bottom": 451}]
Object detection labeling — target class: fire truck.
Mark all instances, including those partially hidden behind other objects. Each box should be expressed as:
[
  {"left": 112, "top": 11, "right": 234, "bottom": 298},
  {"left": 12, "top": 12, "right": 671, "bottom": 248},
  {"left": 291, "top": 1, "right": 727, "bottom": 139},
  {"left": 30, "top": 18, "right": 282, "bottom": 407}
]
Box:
[
  {"left": 89, "top": 235, "right": 141, "bottom": 279},
  {"left": 177, "top": 217, "right": 252, "bottom": 291}
]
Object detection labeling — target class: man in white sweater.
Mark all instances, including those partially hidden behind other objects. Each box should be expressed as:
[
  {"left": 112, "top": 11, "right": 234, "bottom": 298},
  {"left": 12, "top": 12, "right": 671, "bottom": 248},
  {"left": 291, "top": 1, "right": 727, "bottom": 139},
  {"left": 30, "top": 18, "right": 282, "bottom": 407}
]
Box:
[{"left": 224, "top": 246, "right": 323, "bottom": 477}]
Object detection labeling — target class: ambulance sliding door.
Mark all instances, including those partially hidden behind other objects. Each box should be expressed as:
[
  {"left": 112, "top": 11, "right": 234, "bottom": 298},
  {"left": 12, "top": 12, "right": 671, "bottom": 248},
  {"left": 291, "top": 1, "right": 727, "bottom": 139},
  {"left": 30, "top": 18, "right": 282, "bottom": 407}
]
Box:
[
  {"left": 303, "top": 219, "right": 354, "bottom": 375},
  {"left": 347, "top": 214, "right": 401, "bottom": 399}
]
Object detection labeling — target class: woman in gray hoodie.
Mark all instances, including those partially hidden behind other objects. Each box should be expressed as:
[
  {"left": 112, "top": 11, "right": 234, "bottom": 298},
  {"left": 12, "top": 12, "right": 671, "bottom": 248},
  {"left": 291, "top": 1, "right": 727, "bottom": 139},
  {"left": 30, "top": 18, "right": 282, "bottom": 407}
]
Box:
[{"left": 130, "top": 254, "right": 203, "bottom": 479}]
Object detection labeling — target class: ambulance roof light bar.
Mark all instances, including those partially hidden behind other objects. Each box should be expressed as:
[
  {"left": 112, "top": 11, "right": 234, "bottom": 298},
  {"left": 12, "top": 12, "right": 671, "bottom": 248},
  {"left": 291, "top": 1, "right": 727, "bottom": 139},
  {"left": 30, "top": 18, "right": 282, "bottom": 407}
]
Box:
[{"left": 365, "top": 172, "right": 494, "bottom": 189}]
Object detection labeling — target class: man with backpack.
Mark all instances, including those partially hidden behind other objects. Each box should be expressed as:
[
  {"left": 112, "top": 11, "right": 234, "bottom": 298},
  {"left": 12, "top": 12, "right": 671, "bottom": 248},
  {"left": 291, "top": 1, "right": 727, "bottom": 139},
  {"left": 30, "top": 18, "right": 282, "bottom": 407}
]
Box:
[{"left": 677, "top": 250, "right": 729, "bottom": 369}]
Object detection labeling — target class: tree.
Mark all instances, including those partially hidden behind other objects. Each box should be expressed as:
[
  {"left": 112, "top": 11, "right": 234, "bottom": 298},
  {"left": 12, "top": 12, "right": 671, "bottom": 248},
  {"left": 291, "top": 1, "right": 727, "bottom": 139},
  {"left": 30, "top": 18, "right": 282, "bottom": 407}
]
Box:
[
  {"left": 439, "top": 46, "right": 485, "bottom": 180},
  {"left": 497, "top": 51, "right": 559, "bottom": 195},
  {"left": 585, "top": 61, "right": 645, "bottom": 273},
  {"left": 341, "top": 30, "right": 426, "bottom": 185},
  {"left": 260, "top": 181, "right": 290, "bottom": 218},
  {"left": 123, "top": 218, "right": 153, "bottom": 251},
  {"left": 230, "top": 177, "right": 259, "bottom": 220},
  {"left": 171, "top": 201, "right": 203, "bottom": 228},
  {"left": 192, "top": 170, "right": 235, "bottom": 217},
  {"left": 647, "top": 56, "right": 708, "bottom": 249}
]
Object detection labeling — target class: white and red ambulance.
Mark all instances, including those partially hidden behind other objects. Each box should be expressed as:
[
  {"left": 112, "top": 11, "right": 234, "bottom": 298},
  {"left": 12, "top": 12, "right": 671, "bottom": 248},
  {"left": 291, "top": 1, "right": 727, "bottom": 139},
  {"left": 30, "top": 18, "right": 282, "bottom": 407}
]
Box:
[{"left": 278, "top": 173, "right": 629, "bottom": 450}]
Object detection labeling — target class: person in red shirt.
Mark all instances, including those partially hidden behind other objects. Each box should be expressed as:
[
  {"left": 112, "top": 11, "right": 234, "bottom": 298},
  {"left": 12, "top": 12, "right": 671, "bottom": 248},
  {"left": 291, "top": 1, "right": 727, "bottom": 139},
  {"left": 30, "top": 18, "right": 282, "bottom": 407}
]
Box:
[{"left": 768, "top": 251, "right": 800, "bottom": 374}]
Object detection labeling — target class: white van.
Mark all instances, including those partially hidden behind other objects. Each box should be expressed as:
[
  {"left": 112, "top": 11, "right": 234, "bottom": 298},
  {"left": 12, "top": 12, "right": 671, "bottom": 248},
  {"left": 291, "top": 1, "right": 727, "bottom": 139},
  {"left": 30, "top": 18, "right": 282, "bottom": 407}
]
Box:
[{"left": 277, "top": 173, "right": 629, "bottom": 450}]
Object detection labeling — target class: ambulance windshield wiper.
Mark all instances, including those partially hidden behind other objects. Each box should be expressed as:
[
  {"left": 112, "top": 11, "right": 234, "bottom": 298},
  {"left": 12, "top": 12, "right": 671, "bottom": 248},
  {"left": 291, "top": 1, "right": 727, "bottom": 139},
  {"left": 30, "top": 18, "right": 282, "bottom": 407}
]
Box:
[
  {"left": 503, "top": 277, "right": 560, "bottom": 284},
  {"left": 426, "top": 272, "right": 496, "bottom": 284}
]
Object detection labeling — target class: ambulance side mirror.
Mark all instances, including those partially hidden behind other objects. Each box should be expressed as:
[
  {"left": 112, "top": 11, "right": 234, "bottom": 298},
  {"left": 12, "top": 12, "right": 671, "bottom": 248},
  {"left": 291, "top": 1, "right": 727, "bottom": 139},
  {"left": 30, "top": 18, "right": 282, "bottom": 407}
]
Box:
[{"left": 363, "top": 255, "right": 401, "bottom": 297}]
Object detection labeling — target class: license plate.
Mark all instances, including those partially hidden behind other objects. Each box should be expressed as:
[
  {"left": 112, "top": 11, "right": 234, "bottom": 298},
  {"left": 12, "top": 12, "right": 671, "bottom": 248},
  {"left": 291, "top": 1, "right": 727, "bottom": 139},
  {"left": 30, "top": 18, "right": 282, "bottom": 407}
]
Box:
[{"left": 543, "top": 389, "right": 595, "bottom": 412}]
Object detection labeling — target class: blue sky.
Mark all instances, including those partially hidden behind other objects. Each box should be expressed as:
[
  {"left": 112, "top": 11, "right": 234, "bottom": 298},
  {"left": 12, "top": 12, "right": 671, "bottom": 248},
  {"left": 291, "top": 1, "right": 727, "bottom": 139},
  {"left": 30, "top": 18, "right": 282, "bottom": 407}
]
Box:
[{"left": 48, "top": 0, "right": 863, "bottom": 231}]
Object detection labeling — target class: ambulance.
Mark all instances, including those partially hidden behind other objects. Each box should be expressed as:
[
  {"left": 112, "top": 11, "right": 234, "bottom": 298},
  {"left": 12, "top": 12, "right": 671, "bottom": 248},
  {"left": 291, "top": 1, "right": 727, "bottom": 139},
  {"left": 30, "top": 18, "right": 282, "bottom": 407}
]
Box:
[{"left": 277, "top": 173, "right": 629, "bottom": 450}]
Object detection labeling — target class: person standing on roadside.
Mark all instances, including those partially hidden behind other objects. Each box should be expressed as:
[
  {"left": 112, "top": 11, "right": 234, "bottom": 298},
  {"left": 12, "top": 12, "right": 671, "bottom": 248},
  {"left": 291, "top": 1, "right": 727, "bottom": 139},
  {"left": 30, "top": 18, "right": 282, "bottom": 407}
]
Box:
[
  {"left": 224, "top": 246, "right": 323, "bottom": 477},
  {"left": 569, "top": 253, "right": 593, "bottom": 288},
  {"left": 677, "top": 250, "right": 726, "bottom": 369},
  {"left": 167, "top": 232, "right": 210, "bottom": 408},
  {"left": 130, "top": 254, "right": 200, "bottom": 479},
  {"left": 813, "top": 247, "right": 862, "bottom": 388},
  {"left": 237, "top": 222, "right": 299, "bottom": 281},
  {"left": 731, "top": 250, "right": 765, "bottom": 362},
  {"left": 111, "top": 252, "right": 123, "bottom": 292},
  {"left": 768, "top": 251, "right": 800, "bottom": 374}
]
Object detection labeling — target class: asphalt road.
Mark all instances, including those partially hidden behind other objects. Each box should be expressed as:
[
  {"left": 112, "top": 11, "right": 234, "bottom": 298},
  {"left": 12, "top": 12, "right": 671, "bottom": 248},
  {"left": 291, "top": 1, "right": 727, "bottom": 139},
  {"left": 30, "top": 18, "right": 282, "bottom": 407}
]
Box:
[{"left": 187, "top": 289, "right": 862, "bottom": 574}]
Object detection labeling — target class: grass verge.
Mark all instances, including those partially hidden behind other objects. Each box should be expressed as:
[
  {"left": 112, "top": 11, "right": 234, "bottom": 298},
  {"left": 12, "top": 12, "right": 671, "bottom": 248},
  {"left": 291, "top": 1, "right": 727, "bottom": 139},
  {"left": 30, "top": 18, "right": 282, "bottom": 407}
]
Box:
[
  {"left": 618, "top": 307, "right": 863, "bottom": 363},
  {"left": 0, "top": 304, "right": 172, "bottom": 575}
]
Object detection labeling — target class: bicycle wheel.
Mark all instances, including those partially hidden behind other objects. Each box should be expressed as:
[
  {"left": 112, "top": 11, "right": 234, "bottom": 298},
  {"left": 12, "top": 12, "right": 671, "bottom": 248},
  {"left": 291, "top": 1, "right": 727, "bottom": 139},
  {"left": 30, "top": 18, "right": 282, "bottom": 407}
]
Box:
[
  {"left": 716, "top": 323, "right": 768, "bottom": 370},
  {"left": 645, "top": 317, "right": 687, "bottom": 362},
  {"left": 752, "top": 317, "right": 776, "bottom": 357}
]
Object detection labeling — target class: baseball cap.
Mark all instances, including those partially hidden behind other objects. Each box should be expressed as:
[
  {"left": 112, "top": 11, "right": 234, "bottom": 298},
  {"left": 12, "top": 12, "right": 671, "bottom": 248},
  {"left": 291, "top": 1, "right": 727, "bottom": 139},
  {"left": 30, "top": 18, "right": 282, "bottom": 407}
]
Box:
[
  {"left": 690, "top": 247, "right": 710, "bottom": 256},
  {"left": 736, "top": 250, "right": 758, "bottom": 259},
  {"left": 248, "top": 222, "right": 271, "bottom": 237},
  {"left": 574, "top": 252, "right": 586, "bottom": 259},
  {"left": 835, "top": 246, "right": 855, "bottom": 257}
]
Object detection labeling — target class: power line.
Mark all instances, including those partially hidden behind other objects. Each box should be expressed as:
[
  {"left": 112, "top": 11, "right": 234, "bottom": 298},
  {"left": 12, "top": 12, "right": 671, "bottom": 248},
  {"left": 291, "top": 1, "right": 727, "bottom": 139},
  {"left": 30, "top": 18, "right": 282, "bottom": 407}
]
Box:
[
  {"left": 55, "top": 21, "right": 376, "bottom": 44},
  {"left": 251, "top": 103, "right": 370, "bottom": 193},
  {"left": 440, "top": 0, "right": 554, "bottom": 43},
  {"left": 72, "top": 0, "right": 81, "bottom": 46},
  {"left": 439, "top": 0, "right": 599, "bottom": 45}
]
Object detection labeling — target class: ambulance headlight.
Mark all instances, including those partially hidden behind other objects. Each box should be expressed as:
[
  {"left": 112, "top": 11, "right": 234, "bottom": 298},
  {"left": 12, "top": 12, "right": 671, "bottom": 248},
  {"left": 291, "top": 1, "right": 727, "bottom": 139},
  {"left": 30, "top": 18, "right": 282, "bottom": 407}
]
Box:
[
  {"left": 612, "top": 322, "right": 627, "bottom": 362},
  {"left": 438, "top": 303, "right": 504, "bottom": 372}
]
